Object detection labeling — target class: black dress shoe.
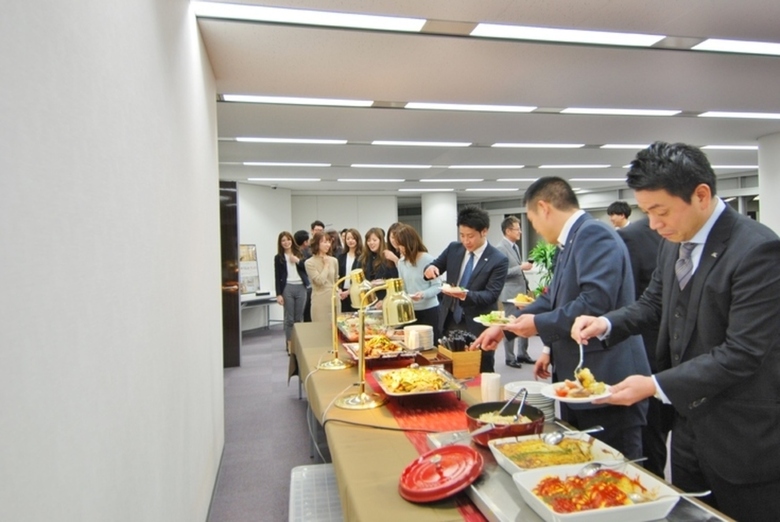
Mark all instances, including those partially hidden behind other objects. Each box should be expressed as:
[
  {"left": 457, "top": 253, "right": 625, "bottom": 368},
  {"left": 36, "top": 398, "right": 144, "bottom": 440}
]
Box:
[
  {"left": 506, "top": 360, "right": 523, "bottom": 368},
  {"left": 517, "top": 354, "right": 536, "bottom": 364}
]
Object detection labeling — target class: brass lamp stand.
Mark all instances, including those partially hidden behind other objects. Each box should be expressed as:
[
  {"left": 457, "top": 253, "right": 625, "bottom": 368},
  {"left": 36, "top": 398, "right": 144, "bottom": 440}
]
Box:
[
  {"left": 318, "top": 269, "right": 374, "bottom": 371},
  {"left": 336, "top": 278, "right": 417, "bottom": 410}
]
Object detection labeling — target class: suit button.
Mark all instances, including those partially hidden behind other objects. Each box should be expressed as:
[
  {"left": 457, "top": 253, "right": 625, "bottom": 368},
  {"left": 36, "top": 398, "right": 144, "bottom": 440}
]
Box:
[
  {"left": 674, "top": 312, "right": 681, "bottom": 318},
  {"left": 673, "top": 333, "right": 679, "bottom": 340},
  {"left": 673, "top": 354, "right": 680, "bottom": 361}
]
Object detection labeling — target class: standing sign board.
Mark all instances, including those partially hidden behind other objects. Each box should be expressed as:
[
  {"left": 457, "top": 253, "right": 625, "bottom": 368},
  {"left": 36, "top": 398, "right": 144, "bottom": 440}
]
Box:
[{"left": 239, "top": 244, "right": 260, "bottom": 294}]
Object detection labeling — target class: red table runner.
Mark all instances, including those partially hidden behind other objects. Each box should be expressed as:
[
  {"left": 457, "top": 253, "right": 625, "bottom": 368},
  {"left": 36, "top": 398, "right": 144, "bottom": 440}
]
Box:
[{"left": 364, "top": 372, "right": 488, "bottom": 522}]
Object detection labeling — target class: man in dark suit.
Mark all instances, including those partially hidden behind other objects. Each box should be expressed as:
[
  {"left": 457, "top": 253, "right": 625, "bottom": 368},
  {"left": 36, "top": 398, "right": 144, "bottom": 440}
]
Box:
[
  {"left": 574, "top": 142, "right": 780, "bottom": 522},
  {"left": 475, "top": 177, "right": 650, "bottom": 459},
  {"left": 617, "top": 216, "right": 673, "bottom": 478},
  {"left": 424, "top": 206, "right": 508, "bottom": 373}
]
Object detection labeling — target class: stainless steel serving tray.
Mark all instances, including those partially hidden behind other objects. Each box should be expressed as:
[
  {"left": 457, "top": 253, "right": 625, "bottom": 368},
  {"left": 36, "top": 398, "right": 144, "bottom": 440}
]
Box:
[{"left": 372, "top": 365, "right": 464, "bottom": 397}]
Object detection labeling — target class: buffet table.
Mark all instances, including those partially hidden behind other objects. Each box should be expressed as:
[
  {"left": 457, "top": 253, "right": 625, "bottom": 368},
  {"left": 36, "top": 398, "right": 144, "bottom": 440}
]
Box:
[{"left": 290, "top": 322, "right": 732, "bottom": 522}]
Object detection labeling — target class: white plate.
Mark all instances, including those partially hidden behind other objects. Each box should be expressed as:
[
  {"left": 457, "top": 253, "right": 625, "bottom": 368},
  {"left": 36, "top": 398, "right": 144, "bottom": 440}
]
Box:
[
  {"left": 540, "top": 383, "right": 611, "bottom": 403},
  {"left": 508, "top": 298, "right": 536, "bottom": 308},
  {"left": 512, "top": 463, "right": 679, "bottom": 522},
  {"left": 473, "top": 317, "right": 513, "bottom": 328},
  {"left": 488, "top": 433, "right": 623, "bottom": 475}
]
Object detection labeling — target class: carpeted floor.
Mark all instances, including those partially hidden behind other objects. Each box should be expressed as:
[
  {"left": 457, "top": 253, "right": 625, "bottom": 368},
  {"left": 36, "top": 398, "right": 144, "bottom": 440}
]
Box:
[{"left": 207, "top": 325, "right": 544, "bottom": 522}]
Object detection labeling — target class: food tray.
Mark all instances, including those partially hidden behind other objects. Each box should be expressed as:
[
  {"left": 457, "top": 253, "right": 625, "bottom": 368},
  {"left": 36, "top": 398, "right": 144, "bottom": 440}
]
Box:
[
  {"left": 342, "top": 342, "right": 414, "bottom": 360},
  {"left": 372, "top": 366, "right": 463, "bottom": 397},
  {"left": 512, "top": 463, "right": 680, "bottom": 522},
  {"left": 488, "top": 432, "right": 623, "bottom": 475}
]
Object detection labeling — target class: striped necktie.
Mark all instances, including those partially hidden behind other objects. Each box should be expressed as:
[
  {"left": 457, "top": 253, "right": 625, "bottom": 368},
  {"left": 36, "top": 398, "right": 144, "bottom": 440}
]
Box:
[{"left": 675, "top": 242, "right": 696, "bottom": 290}]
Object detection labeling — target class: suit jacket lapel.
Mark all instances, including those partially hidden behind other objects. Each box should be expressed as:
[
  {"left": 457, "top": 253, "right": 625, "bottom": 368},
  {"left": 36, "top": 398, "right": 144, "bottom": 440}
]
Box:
[{"left": 548, "top": 214, "right": 588, "bottom": 305}]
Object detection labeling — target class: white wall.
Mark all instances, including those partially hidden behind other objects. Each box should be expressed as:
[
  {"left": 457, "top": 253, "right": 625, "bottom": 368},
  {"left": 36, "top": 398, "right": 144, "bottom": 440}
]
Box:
[
  {"left": 0, "top": 2, "right": 223, "bottom": 521},
  {"left": 292, "top": 195, "right": 398, "bottom": 235},
  {"left": 238, "top": 183, "right": 292, "bottom": 324}
]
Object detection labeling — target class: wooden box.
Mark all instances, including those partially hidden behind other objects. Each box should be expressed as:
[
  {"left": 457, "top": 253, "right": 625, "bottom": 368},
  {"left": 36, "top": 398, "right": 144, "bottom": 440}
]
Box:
[{"left": 437, "top": 345, "right": 481, "bottom": 379}]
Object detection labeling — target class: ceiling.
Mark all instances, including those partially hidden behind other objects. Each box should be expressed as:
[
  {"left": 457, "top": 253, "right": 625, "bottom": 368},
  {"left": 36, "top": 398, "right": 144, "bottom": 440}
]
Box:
[{"left": 196, "top": 1, "right": 780, "bottom": 208}]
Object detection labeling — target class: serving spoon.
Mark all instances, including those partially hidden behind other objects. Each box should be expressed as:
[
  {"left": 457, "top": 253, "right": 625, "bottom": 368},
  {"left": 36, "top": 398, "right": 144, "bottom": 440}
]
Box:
[
  {"left": 542, "top": 425, "right": 604, "bottom": 446},
  {"left": 576, "top": 456, "right": 648, "bottom": 477},
  {"left": 628, "top": 490, "right": 711, "bottom": 503}
]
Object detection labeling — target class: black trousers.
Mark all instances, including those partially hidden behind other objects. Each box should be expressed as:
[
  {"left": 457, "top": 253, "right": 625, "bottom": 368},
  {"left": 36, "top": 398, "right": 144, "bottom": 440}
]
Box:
[
  {"left": 641, "top": 398, "right": 674, "bottom": 478},
  {"left": 672, "top": 413, "right": 780, "bottom": 522},
  {"left": 442, "top": 309, "right": 495, "bottom": 373},
  {"left": 560, "top": 401, "right": 646, "bottom": 461}
]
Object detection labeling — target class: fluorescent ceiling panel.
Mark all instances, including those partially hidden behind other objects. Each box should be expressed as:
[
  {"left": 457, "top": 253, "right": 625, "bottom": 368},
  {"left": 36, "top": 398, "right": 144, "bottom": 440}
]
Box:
[
  {"left": 539, "top": 164, "right": 611, "bottom": 169},
  {"left": 600, "top": 144, "right": 650, "bottom": 149},
  {"left": 243, "top": 161, "right": 330, "bottom": 167},
  {"left": 223, "top": 94, "right": 372, "bottom": 107},
  {"left": 699, "top": 111, "right": 780, "bottom": 120},
  {"left": 371, "top": 140, "right": 471, "bottom": 147},
  {"left": 399, "top": 188, "right": 455, "bottom": 192},
  {"left": 192, "top": 1, "right": 425, "bottom": 32},
  {"left": 492, "top": 143, "right": 584, "bottom": 149},
  {"left": 465, "top": 188, "right": 519, "bottom": 192},
  {"left": 420, "top": 178, "right": 483, "bottom": 183},
  {"left": 497, "top": 178, "right": 538, "bottom": 182},
  {"left": 570, "top": 177, "right": 627, "bottom": 181},
  {"left": 405, "top": 102, "right": 536, "bottom": 113},
  {"left": 448, "top": 165, "right": 525, "bottom": 169},
  {"left": 711, "top": 165, "right": 758, "bottom": 169},
  {"left": 471, "top": 23, "right": 664, "bottom": 47},
  {"left": 236, "top": 137, "right": 347, "bottom": 145},
  {"left": 692, "top": 38, "right": 780, "bottom": 56},
  {"left": 338, "top": 178, "right": 404, "bottom": 182},
  {"left": 247, "top": 177, "right": 321, "bottom": 182},
  {"left": 562, "top": 108, "right": 680, "bottom": 116},
  {"left": 351, "top": 164, "right": 431, "bottom": 169},
  {"left": 702, "top": 145, "right": 758, "bottom": 150}
]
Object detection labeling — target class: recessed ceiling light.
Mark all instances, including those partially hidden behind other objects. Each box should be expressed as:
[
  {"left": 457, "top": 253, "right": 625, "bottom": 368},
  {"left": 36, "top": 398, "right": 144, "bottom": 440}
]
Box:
[
  {"left": 338, "top": 178, "right": 405, "bottom": 182},
  {"left": 539, "top": 165, "right": 612, "bottom": 169},
  {"left": 236, "top": 137, "right": 348, "bottom": 145},
  {"left": 754, "top": 195, "right": 760, "bottom": 201},
  {"left": 223, "top": 94, "right": 373, "bottom": 107},
  {"left": 448, "top": 165, "right": 526, "bottom": 169},
  {"left": 350, "top": 164, "right": 432, "bottom": 169},
  {"left": 243, "top": 161, "right": 331, "bottom": 167},
  {"left": 192, "top": 1, "right": 426, "bottom": 32},
  {"left": 404, "top": 102, "right": 536, "bottom": 113},
  {"left": 496, "top": 178, "right": 539, "bottom": 182},
  {"left": 471, "top": 23, "right": 665, "bottom": 47},
  {"left": 569, "top": 177, "right": 627, "bottom": 181},
  {"left": 600, "top": 144, "right": 650, "bottom": 149},
  {"left": 420, "top": 178, "right": 483, "bottom": 183},
  {"left": 562, "top": 108, "right": 680, "bottom": 117},
  {"left": 398, "top": 188, "right": 455, "bottom": 192},
  {"left": 702, "top": 145, "right": 758, "bottom": 150},
  {"left": 465, "top": 188, "right": 520, "bottom": 192},
  {"left": 710, "top": 165, "right": 758, "bottom": 170},
  {"left": 699, "top": 111, "right": 780, "bottom": 120},
  {"left": 492, "top": 143, "right": 584, "bottom": 149},
  {"left": 247, "top": 177, "right": 321, "bottom": 182},
  {"left": 692, "top": 38, "right": 780, "bottom": 56},
  {"left": 371, "top": 140, "right": 472, "bottom": 147}
]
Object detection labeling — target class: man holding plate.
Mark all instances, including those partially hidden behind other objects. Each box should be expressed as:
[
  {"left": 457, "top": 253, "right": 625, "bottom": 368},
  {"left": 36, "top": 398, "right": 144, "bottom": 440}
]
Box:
[{"left": 473, "top": 177, "right": 650, "bottom": 460}]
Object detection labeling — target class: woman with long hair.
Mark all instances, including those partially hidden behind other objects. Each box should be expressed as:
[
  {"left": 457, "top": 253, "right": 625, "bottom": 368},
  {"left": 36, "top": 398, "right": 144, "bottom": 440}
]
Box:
[
  {"left": 304, "top": 231, "right": 339, "bottom": 323},
  {"left": 394, "top": 224, "right": 442, "bottom": 341},
  {"left": 360, "top": 227, "right": 399, "bottom": 302},
  {"left": 274, "top": 231, "right": 309, "bottom": 350},
  {"left": 384, "top": 222, "right": 402, "bottom": 266},
  {"left": 337, "top": 228, "right": 363, "bottom": 312}
]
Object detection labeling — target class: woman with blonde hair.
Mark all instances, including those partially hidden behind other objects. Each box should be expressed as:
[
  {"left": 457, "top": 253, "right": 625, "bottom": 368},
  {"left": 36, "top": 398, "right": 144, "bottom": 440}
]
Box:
[
  {"left": 394, "top": 224, "right": 442, "bottom": 341},
  {"left": 304, "top": 231, "right": 339, "bottom": 323}
]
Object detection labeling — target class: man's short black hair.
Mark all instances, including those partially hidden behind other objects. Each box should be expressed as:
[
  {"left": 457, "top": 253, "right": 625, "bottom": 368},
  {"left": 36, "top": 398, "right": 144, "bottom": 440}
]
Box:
[
  {"left": 310, "top": 220, "right": 325, "bottom": 230},
  {"left": 457, "top": 206, "right": 490, "bottom": 232},
  {"left": 607, "top": 201, "right": 632, "bottom": 218},
  {"left": 523, "top": 177, "right": 579, "bottom": 211},
  {"left": 626, "top": 142, "right": 717, "bottom": 203},
  {"left": 293, "top": 230, "right": 309, "bottom": 246}
]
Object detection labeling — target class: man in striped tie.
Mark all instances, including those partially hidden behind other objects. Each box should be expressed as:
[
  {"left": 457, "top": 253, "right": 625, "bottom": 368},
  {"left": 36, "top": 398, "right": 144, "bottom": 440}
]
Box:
[{"left": 572, "top": 141, "right": 780, "bottom": 522}]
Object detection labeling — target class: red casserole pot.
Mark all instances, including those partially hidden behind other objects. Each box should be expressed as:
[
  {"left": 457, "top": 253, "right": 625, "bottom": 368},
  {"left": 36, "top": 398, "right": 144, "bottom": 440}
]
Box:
[{"left": 464, "top": 401, "right": 545, "bottom": 446}]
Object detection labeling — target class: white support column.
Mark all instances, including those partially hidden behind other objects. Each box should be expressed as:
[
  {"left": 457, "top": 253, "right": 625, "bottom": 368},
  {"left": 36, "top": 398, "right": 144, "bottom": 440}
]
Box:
[
  {"left": 421, "top": 192, "right": 458, "bottom": 256},
  {"left": 758, "top": 132, "right": 780, "bottom": 233}
]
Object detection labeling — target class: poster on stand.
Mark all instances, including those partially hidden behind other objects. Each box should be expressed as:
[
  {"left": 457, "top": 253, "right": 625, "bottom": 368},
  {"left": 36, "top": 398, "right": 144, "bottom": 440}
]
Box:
[{"left": 239, "top": 244, "right": 260, "bottom": 294}]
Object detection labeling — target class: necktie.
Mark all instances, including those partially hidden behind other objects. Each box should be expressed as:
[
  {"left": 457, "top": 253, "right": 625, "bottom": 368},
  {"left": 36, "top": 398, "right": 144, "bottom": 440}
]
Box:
[
  {"left": 675, "top": 242, "right": 696, "bottom": 290},
  {"left": 453, "top": 252, "right": 475, "bottom": 323},
  {"left": 512, "top": 243, "right": 521, "bottom": 262}
]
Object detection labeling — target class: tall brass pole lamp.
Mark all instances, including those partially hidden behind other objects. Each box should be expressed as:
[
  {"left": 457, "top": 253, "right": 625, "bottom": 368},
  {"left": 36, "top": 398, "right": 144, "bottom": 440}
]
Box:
[
  {"left": 336, "top": 278, "right": 416, "bottom": 410},
  {"left": 318, "top": 269, "right": 373, "bottom": 371}
]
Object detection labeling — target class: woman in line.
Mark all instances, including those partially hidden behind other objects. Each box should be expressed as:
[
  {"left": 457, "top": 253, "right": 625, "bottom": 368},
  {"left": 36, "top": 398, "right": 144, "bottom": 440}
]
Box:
[
  {"left": 384, "top": 222, "right": 402, "bottom": 267},
  {"left": 393, "top": 224, "right": 442, "bottom": 342},
  {"left": 304, "top": 231, "right": 339, "bottom": 323},
  {"left": 360, "top": 227, "right": 399, "bottom": 304},
  {"left": 274, "top": 231, "right": 309, "bottom": 351},
  {"left": 337, "top": 228, "right": 363, "bottom": 312}
]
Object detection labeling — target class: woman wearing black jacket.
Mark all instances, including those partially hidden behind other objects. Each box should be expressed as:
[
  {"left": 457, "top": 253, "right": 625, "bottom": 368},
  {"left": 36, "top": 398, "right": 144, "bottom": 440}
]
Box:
[
  {"left": 337, "top": 228, "right": 363, "bottom": 312},
  {"left": 274, "top": 231, "right": 309, "bottom": 350}
]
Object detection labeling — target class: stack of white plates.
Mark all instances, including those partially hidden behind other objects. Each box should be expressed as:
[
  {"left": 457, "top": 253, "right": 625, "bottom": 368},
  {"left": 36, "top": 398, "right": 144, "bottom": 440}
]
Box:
[
  {"left": 504, "top": 380, "right": 555, "bottom": 422},
  {"left": 402, "top": 325, "right": 434, "bottom": 350}
]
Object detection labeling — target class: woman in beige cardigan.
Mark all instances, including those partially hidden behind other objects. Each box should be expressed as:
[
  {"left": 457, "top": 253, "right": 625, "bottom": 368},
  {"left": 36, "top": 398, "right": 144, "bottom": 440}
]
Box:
[{"left": 304, "top": 231, "right": 340, "bottom": 323}]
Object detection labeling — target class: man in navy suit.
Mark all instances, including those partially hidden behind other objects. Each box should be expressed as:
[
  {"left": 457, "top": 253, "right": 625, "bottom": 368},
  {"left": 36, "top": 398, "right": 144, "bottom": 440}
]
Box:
[
  {"left": 475, "top": 177, "right": 650, "bottom": 459},
  {"left": 424, "top": 206, "right": 508, "bottom": 373},
  {"left": 574, "top": 142, "right": 780, "bottom": 521}
]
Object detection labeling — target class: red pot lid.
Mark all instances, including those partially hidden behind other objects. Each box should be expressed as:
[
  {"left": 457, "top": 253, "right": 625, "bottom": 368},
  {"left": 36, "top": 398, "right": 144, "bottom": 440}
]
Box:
[{"left": 398, "top": 445, "right": 484, "bottom": 503}]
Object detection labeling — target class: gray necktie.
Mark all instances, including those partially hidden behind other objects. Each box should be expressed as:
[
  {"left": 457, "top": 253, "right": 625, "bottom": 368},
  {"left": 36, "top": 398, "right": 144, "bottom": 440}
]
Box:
[
  {"left": 512, "top": 243, "right": 521, "bottom": 262},
  {"left": 675, "top": 242, "right": 697, "bottom": 290}
]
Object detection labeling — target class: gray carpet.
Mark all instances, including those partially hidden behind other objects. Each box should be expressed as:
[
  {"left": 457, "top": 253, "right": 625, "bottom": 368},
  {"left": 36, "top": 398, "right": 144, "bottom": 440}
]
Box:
[{"left": 208, "top": 326, "right": 316, "bottom": 522}]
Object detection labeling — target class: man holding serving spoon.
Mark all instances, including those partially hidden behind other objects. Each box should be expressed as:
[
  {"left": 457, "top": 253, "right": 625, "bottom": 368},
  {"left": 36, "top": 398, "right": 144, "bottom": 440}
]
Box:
[
  {"left": 572, "top": 142, "right": 780, "bottom": 522},
  {"left": 472, "top": 177, "right": 651, "bottom": 460}
]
